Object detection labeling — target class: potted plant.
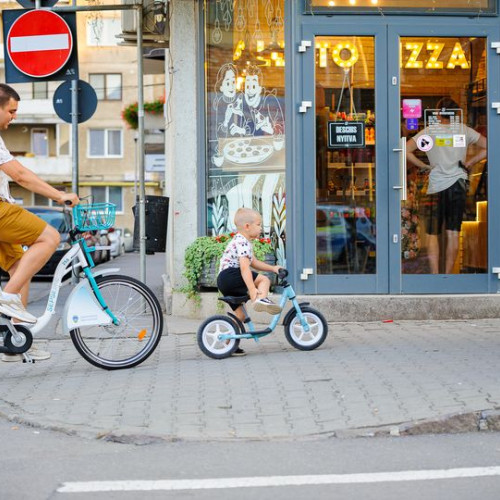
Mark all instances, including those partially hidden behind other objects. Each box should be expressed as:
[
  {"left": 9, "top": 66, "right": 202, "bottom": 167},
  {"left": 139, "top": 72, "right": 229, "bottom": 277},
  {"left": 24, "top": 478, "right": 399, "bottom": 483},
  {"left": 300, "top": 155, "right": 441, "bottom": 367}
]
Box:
[
  {"left": 182, "top": 233, "right": 275, "bottom": 301},
  {"left": 121, "top": 97, "right": 165, "bottom": 129}
]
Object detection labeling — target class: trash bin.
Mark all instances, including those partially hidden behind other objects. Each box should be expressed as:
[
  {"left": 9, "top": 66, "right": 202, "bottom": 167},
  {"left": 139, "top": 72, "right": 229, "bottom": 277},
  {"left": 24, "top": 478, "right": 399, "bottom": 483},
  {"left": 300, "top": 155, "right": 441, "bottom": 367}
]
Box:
[{"left": 132, "top": 195, "right": 169, "bottom": 254}]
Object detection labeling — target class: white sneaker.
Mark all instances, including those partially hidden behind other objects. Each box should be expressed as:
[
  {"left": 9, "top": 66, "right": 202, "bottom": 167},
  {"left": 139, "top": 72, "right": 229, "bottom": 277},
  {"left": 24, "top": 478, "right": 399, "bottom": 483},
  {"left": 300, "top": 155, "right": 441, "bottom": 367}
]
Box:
[
  {"left": 0, "top": 293, "right": 37, "bottom": 324},
  {"left": 2, "top": 345, "right": 51, "bottom": 362},
  {"left": 254, "top": 297, "right": 282, "bottom": 315}
]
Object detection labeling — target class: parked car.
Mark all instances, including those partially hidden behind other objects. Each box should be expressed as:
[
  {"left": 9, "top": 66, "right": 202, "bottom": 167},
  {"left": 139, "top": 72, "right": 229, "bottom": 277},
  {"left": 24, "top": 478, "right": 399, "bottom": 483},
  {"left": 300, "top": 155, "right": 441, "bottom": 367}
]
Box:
[
  {"left": 121, "top": 227, "right": 134, "bottom": 252},
  {"left": 108, "top": 227, "right": 124, "bottom": 258},
  {"left": 95, "top": 230, "right": 111, "bottom": 263},
  {"left": 15, "top": 206, "right": 107, "bottom": 277},
  {"left": 21, "top": 206, "right": 72, "bottom": 277}
]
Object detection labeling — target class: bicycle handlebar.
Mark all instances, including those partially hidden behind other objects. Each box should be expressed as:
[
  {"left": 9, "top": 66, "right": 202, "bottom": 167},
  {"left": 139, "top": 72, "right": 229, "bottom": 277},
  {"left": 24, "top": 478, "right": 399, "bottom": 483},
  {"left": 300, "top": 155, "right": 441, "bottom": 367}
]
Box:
[{"left": 278, "top": 268, "right": 288, "bottom": 279}]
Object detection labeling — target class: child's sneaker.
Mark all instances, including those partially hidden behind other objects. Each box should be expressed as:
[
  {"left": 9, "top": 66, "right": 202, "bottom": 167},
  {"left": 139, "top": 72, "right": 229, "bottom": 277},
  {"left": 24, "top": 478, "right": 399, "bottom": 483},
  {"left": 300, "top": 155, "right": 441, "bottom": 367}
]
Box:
[
  {"left": 232, "top": 347, "right": 246, "bottom": 357},
  {"left": 254, "top": 297, "right": 282, "bottom": 315}
]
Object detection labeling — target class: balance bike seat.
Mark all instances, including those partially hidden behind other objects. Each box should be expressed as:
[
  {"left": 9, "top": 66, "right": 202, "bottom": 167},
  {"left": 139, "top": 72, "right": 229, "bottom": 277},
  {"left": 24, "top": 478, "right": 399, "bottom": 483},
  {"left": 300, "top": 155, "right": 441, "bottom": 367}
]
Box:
[{"left": 218, "top": 295, "right": 249, "bottom": 307}]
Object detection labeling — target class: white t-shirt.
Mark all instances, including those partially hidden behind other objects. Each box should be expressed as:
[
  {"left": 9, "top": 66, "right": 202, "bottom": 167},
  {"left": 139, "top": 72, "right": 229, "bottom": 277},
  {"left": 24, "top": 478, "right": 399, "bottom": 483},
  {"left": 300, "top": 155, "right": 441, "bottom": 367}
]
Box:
[
  {"left": 219, "top": 233, "right": 253, "bottom": 272},
  {"left": 0, "top": 135, "right": 15, "bottom": 203},
  {"left": 413, "top": 125, "right": 480, "bottom": 194}
]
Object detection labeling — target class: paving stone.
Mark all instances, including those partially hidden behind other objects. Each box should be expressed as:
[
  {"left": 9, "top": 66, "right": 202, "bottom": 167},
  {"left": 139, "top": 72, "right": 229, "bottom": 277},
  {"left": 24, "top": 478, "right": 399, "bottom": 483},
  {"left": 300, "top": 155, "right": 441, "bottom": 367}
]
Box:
[{"left": 1, "top": 317, "right": 500, "bottom": 439}]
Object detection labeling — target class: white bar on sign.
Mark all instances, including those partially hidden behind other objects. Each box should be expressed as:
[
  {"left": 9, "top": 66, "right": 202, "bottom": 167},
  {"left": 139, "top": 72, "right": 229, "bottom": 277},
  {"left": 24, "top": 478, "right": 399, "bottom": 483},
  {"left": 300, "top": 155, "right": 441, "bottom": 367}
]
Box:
[{"left": 10, "top": 34, "right": 69, "bottom": 53}]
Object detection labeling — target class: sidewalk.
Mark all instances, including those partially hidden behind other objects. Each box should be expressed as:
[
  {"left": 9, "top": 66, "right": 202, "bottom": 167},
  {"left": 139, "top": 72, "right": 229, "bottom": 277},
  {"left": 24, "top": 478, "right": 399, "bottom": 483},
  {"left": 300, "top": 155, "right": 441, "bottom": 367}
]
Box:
[{"left": 1, "top": 313, "right": 499, "bottom": 441}]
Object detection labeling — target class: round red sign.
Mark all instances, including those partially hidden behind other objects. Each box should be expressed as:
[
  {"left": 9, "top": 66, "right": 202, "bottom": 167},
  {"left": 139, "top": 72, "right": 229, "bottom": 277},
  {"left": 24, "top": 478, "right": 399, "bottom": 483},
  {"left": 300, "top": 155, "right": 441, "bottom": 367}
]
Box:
[{"left": 6, "top": 10, "right": 73, "bottom": 78}]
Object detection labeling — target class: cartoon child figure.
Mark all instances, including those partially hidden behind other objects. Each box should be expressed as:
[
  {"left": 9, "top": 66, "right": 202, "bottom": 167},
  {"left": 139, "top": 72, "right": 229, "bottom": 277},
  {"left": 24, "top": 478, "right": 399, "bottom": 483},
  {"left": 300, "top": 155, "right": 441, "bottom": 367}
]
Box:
[{"left": 212, "top": 63, "right": 246, "bottom": 167}]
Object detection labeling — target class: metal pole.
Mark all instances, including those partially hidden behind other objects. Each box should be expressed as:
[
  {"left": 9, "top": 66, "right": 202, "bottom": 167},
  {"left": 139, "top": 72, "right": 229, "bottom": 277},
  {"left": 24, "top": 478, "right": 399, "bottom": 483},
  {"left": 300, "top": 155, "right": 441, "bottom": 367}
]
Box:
[
  {"left": 71, "top": 84, "right": 79, "bottom": 195},
  {"left": 71, "top": 0, "right": 79, "bottom": 285},
  {"left": 136, "top": 5, "right": 146, "bottom": 284}
]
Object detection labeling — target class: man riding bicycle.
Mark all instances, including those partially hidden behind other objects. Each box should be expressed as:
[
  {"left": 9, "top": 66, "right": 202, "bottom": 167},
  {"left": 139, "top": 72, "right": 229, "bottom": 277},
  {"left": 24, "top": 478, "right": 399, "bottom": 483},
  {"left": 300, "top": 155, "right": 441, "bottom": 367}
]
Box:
[{"left": 0, "top": 84, "right": 79, "bottom": 361}]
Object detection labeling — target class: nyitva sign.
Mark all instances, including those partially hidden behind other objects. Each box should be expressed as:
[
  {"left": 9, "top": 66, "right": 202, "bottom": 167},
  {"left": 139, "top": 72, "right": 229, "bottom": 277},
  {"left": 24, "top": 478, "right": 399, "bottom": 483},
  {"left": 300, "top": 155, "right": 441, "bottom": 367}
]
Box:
[{"left": 328, "top": 121, "right": 365, "bottom": 149}]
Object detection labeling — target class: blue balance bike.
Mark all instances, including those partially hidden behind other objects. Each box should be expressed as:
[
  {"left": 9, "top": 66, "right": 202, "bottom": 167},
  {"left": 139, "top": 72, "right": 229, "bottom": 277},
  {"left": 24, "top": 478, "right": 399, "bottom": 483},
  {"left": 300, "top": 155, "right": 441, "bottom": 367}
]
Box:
[{"left": 197, "top": 269, "right": 328, "bottom": 359}]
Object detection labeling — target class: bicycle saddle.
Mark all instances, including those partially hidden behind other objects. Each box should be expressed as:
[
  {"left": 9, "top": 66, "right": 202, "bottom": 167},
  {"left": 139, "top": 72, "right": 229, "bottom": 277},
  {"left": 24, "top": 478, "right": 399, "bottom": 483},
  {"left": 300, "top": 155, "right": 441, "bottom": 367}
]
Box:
[{"left": 218, "top": 295, "right": 249, "bottom": 306}]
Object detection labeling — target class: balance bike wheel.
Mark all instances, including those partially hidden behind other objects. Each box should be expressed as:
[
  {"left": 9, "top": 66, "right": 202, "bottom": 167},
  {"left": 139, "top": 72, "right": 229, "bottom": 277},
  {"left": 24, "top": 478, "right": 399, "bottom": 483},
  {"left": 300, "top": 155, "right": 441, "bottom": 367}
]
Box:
[{"left": 197, "top": 315, "right": 240, "bottom": 359}]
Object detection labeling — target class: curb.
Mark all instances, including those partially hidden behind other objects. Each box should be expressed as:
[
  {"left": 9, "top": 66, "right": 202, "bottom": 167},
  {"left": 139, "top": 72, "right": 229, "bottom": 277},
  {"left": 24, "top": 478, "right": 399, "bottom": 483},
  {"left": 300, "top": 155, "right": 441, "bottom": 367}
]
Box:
[
  {"left": 336, "top": 408, "right": 500, "bottom": 438},
  {"left": 1, "top": 403, "right": 499, "bottom": 444}
]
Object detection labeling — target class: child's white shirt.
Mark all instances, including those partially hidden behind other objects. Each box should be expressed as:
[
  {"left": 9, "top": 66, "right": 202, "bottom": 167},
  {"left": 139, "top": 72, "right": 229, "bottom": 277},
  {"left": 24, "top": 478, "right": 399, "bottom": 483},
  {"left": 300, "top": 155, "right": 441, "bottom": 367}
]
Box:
[{"left": 219, "top": 233, "right": 253, "bottom": 272}]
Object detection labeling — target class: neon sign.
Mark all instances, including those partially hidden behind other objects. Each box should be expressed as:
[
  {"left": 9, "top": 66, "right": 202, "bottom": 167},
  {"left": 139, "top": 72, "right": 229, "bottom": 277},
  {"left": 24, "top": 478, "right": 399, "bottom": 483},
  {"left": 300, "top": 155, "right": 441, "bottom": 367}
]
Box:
[
  {"left": 316, "top": 40, "right": 469, "bottom": 70},
  {"left": 404, "top": 41, "right": 469, "bottom": 69}
]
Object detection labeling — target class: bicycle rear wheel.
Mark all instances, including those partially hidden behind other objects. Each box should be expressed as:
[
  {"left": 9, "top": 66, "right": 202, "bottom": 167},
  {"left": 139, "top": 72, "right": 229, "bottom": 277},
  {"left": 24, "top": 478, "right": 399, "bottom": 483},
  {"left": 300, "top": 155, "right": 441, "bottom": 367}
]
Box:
[{"left": 70, "top": 275, "right": 163, "bottom": 370}]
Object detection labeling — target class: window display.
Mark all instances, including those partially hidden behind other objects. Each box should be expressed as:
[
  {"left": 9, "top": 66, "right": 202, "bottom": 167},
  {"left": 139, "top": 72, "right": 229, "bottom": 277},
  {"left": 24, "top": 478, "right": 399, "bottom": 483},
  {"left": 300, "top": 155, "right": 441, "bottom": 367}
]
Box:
[{"left": 204, "top": 0, "right": 286, "bottom": 267}]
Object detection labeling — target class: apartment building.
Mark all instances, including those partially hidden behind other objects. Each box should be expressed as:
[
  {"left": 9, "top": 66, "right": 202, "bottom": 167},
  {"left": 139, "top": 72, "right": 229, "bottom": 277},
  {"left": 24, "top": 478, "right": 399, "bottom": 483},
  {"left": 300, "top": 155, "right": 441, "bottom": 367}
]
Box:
[{"left": 0, "top": 0, "right": 165, "bottom": 231}]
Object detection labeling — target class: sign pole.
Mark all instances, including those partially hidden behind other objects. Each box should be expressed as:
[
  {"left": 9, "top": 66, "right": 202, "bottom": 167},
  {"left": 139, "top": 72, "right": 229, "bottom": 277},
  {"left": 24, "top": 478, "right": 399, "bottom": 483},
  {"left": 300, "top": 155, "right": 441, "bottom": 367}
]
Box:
[
  {"left": 136, "top": 4, "right": 146, "bottom": 284},
  {"left": 71, "top": 0, "right": 79, "bottom": 284}
]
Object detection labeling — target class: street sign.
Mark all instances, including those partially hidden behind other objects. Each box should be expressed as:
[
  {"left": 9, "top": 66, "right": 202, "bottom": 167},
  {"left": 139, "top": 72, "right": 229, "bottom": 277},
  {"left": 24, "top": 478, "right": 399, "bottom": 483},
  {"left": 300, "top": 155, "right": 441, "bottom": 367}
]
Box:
[
  {"left": 53, "top": 80, "right": 98, "bottom": 124},
  {"left": 2, "top": 9, "right": 78, "bottom": 84},
  {"left": 16, "top": 0, "right": 59, "bottom": 7},
  {"left": 7, "top": 10, "right": 72, "bottom": 78}
]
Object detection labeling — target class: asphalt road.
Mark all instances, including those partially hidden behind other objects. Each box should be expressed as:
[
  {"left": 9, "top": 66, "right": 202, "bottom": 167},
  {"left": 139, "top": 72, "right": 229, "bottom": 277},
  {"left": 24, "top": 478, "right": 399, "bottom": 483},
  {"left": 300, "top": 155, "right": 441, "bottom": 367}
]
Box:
[{"left": 1, "top": 418, "right": 500, "bottom": 500}]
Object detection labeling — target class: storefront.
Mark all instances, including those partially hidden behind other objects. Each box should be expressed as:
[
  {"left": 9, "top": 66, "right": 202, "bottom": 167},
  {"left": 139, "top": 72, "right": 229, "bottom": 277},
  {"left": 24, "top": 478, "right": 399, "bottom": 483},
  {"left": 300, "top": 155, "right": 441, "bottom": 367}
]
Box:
[{"left": 169, "top": 0, "right": 500, "bottom": 298}]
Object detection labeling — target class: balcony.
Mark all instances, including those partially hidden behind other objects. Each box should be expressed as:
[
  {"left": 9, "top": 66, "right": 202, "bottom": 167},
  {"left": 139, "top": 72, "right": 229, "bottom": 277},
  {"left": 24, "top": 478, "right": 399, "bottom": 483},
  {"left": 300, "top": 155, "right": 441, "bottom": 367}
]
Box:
[
  {"left": 14, "top": 155, "right": 72, "bottom": 181},
  {"left": 16, "top": 99, "right": 59, "bottom": 124}
]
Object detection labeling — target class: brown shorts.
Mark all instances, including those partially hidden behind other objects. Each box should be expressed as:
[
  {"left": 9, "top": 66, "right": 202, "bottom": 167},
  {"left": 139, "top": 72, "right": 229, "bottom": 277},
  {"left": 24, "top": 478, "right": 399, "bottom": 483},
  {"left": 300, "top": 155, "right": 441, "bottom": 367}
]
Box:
[{"left": 0, "top": 202, "right": 47, "bottom": 272}]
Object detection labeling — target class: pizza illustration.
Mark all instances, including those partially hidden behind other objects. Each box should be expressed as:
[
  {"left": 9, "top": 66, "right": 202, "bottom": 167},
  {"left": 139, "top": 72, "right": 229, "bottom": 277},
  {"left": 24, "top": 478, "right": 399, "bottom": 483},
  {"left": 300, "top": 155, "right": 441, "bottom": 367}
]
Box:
[{"left": 223, "top": 139, "right": 274, "bottom": 165}]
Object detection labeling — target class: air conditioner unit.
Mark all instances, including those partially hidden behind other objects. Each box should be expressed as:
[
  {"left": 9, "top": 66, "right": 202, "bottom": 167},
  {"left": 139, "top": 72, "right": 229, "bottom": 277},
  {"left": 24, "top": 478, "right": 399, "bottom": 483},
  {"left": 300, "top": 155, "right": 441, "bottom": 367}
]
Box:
[{"left": 118, "top": 0, "right": 169, "bottom": 47}]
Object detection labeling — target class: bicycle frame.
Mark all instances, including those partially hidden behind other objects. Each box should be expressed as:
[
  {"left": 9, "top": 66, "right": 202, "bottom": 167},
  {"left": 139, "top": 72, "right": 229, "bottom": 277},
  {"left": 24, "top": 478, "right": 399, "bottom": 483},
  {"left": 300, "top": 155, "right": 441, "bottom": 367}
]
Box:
[
  {"left": 219, "top": 283, "right": 311, "bottom": 341},
  {"left": 28, "top": 238, "right": 119, "bottom": 336}
]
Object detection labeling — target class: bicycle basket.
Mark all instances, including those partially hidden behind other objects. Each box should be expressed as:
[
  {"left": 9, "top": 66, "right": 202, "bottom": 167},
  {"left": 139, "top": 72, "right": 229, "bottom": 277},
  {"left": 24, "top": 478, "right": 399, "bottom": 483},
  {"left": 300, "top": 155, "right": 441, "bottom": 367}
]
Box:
[{"left": 73, "top": 203, "right": 116, "bottom": 231}]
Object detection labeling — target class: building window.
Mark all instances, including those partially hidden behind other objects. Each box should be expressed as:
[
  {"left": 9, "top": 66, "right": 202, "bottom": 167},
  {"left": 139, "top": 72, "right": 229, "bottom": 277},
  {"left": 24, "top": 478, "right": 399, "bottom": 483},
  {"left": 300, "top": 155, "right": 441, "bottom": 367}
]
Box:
[
  {"left": 31, "top": 128, "right": 49, "bottom": 157},
  {"left": 91, "top": 186, "right": 123, "bottom": 213},
  {"left": 86, "top": 17, "right": 121, "bottom": 47},
  {"left": 204, "top": 0, "right": 286, "bottom": 266},
  {"left": 57, "top": 123, "right": 71, "bottom": 156},
  {"left": 32, "top": 81, "right": 48, "bottom": 99},
  {"left": 33, "top": 193, "right": 52, "bottom": 206},
  {"left": 89, "top": 73, "right": 122, "bottom": 101},
  {"left": 88, "top": 129, "right": 123, "bottom": 157}
]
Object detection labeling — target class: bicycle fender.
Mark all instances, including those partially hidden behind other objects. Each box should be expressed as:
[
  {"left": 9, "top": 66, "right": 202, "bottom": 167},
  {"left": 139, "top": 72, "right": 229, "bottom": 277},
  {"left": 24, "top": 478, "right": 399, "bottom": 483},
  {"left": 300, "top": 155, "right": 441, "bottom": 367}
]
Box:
[
  {"left": 282, "top": 302, "right": 310, "bottom": 325},
  {"left": 63, "top": 279, "right": 113, "bottom": 335},
  {"left": 92, "top": 267, "right": 120, "bottom": 277}
]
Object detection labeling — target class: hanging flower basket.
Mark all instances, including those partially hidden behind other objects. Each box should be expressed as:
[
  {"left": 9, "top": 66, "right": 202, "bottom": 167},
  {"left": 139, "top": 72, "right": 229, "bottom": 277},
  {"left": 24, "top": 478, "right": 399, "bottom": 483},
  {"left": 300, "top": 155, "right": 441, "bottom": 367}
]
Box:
[{"left": 121, "top": 97, "right": 164, "bottom": 129}]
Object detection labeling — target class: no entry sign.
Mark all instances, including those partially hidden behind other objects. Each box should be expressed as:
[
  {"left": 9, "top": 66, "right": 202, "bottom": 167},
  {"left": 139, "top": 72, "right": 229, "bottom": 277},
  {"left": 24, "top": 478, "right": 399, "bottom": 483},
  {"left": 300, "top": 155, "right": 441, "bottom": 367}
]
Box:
[
  {"left": 7, "top": 10, "right": 72, "bottom": 78},
  {"left": 2, "top": 9, "right": 78, "bottom": 84}
]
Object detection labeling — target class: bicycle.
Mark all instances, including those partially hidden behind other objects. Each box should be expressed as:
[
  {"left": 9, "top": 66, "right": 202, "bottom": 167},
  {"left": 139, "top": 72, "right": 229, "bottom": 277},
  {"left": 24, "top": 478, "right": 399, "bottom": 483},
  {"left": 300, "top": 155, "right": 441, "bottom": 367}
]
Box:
[
  {"left": 0, "top": 202, "right": 163, "bottom": 370},
  {"left": 197, "top": 269, "right": 328, "bottom": 359}
]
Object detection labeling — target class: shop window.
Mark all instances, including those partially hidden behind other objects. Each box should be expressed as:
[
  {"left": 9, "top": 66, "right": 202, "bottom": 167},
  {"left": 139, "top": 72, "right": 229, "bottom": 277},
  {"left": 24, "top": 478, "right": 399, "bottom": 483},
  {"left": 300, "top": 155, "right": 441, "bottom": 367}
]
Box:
[
  {"left": 88, "top": 129, "right": 123, "bottom": 158},
  {"left": 204, "top": 0, "right": 286, "bottom": 266},
  {"left": 307, "top": 0, "right": 495, "bottom": 14},
  {"left": 91, "top": 186, "right": 123, "bottom": 213},
  {"left": 89, "top": 73, "right": 122, "bottom": 101}
]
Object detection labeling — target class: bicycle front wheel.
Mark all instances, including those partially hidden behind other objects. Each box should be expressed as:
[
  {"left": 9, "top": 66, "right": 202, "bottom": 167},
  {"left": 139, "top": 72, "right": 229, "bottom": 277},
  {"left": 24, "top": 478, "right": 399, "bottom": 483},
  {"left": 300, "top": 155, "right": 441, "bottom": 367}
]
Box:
[{"left": 70, "top": 275, "right": 163, "bottom": 370}]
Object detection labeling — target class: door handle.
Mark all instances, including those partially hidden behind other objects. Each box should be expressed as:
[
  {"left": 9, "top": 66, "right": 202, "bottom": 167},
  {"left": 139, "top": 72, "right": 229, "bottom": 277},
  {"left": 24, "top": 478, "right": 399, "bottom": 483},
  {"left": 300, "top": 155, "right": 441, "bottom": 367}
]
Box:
[{"left": 392, "top": 138, "right": 407, "bottom": 201}]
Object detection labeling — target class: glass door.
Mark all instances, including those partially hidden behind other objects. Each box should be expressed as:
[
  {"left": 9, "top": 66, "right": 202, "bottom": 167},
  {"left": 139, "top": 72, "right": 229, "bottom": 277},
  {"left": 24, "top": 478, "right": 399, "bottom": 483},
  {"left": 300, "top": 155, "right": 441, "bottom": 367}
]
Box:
[
  {"left": 388, "top": 25, "right": 499, "bottom": 293},
  {"left": 301, "top": 22, "right": 499, "bottom": 294},
  {"left": 301, "top": 25, "right": 388, "bottom": 293}
]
